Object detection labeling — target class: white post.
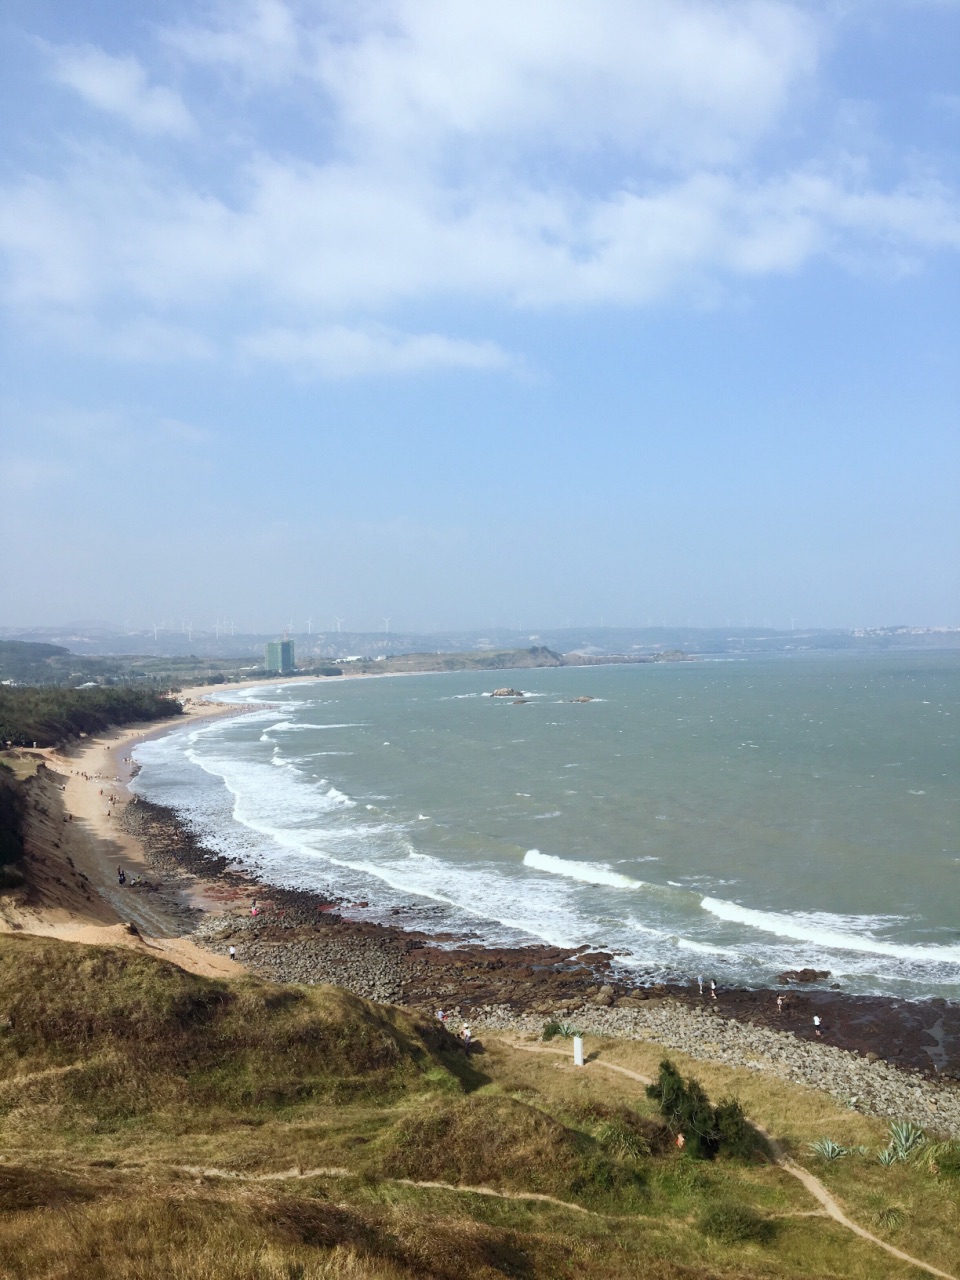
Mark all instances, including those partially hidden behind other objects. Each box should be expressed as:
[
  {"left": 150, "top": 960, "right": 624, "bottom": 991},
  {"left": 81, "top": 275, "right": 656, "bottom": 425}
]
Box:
[{"left": 573, "top": 1036, "right": 584, "bottom": 1067}]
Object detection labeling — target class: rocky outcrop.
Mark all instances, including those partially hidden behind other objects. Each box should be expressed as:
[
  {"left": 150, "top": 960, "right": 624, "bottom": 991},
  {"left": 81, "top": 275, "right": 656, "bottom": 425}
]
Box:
[
  {"left": 778, "top": 968, "right": 832, "bottom": 983},
  {"left": 490, "top": 688, "right": 524, "bottom": 697}
]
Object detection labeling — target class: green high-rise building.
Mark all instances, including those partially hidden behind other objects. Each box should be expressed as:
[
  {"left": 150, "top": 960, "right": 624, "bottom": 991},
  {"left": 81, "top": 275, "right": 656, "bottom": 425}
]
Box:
[{"left": 265, "top": 639, "right": 295, "bottom": 674}]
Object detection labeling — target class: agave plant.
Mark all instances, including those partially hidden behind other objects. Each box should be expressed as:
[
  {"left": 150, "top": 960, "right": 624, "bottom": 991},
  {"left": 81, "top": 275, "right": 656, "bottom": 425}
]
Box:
[
  {"left": 877, "top": 1147, "right": 898, "bottom": 1166},
  {"left": 541, "top": 1020, "right": 584, "bottom": 1042},
  {"left": 556, "top": 1021, "right": 583, "bottom": 1038},
  {"left": 809, "top": 1138, "right": 847, "bottom": 1160},
  {"left": 888, "top": 1121, "right": 926, "bottom": 1161}
]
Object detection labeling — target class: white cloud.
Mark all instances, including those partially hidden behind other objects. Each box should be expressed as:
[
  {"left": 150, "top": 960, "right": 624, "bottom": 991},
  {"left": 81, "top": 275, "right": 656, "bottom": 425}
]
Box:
[
  {"left": 0, "top": 2, "right": 957, "bottom": 377},
  {"left": 50, "top": 45, "right": 193, "bottom": 136},
  {"left": 240, "top": 324, "right": 513, "bottom": 377},
  {"left": 163, "top": 0, "right": 305, "bottom": 83},
  {"left": 312, "top": 0, "right": 820, "bottom": 168}
]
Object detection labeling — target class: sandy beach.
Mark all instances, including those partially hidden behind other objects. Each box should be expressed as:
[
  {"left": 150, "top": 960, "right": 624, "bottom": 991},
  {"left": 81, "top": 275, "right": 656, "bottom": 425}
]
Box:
[{"left": 2, "top": 679, "right": 959, "bottom": 1135}]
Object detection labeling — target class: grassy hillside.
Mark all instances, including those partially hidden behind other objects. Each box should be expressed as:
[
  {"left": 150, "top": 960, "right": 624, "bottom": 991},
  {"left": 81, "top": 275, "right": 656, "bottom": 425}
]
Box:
[{"left": 0, "top": 935, "right": 957, "bottom": 1279}]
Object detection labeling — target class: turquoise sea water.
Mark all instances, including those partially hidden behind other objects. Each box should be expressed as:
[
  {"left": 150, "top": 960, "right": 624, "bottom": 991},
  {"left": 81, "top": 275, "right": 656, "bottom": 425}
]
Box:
[{"left": 131, "top": 653, "right": 960, "bottom": 998}]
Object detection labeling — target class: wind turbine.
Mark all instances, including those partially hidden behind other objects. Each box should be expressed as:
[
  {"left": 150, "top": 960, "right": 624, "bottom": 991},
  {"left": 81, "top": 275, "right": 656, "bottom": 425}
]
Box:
[
  {"left": 151, "top": 622, "right": 159, "bottom": 642},
  {"left": 383, "top": 617, "right": 391, "bottom": 634},
  {"left": 306, "top": 618, "right": 312, "bottom": 636},
  {"left": 334, "top": 616, "right": 343, "bottom": 634}
]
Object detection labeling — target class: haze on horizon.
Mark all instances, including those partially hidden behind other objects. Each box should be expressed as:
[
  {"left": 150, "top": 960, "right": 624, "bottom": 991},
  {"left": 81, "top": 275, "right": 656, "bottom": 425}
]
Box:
[{"left": 1, "top": 1, "right": 958, "bottom": 637}]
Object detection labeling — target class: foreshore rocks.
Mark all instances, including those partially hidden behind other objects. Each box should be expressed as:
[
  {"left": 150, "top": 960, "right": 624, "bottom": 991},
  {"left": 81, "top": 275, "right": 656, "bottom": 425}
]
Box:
[{"left": 490, "top": 688, "right": 524, "bottom": 697}]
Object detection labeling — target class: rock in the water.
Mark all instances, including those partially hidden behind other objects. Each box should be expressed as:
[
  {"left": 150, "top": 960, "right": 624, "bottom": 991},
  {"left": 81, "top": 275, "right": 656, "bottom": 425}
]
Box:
[
  {"left": 491, "top": 687, "right": 524, "bottom": 697},
  {"left": 777, "top": 968, "right": 831, "bottom": 983}
]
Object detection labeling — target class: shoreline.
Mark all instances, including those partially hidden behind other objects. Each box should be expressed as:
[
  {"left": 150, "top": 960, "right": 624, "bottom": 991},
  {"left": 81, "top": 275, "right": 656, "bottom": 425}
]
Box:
[{"left": 4, "top": 681, "right": 960, "bottom": 1134}]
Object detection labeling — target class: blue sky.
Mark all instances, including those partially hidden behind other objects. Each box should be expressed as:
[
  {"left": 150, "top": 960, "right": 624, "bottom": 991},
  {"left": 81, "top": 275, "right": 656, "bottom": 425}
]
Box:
[{"left": 1, "top": 0, "right": 958, "bottom": 633}]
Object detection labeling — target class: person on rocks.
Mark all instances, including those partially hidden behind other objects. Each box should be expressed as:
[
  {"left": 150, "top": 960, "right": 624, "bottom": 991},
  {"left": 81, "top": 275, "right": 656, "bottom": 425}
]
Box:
[
  {"left": 710, "top": 979, "right": 717, "bottom": 1001},
  {"left": 813, "top": 1014, "right": 822, "bottom": 1037},
  {"left": 117, "top": 867, "right": 126, "bottom": 886},
  {"left": 696, "top": 974, "right": 704, "bottom": 996},
  {"left": 229, "top": 946, "right": 236, "bottom": 961},
  {"left": 436, "top": 1009, "right": 447, "bottom": 1025},
  {"left": 461, "top": 1025, "right": 472, "bottom": 1052},
  {"left": 776, "top": 993, "right": 784, "bottom": 1014}
]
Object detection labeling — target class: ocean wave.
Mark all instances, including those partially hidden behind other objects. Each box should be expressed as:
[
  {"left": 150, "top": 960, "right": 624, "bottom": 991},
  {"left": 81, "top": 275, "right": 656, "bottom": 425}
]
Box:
[
  {"left": 700, "top": 896, "right": 960, "bottom": 965},
  {"left": 523, "top": 850, "right": 646, "bottom": 890}
]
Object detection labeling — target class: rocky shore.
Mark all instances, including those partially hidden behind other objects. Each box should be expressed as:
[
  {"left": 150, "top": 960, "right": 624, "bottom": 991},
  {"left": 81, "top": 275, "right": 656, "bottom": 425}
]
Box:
[{"left": 124, "top": 795, "right": 960, "bottom": 1136}]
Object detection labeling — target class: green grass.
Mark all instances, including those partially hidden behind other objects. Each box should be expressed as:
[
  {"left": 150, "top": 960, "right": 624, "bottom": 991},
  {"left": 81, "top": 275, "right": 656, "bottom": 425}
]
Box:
[{"left": 0, "top": 935, "right": 957, "bottom": 1279}]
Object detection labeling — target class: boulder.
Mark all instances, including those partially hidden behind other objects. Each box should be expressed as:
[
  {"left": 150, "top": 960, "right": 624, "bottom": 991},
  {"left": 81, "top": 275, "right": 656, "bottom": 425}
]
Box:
[
  {"left": 491, "top": 688, "right": 524, "bottom": 697},
  {"left": 776, "top": 968, "right": 831, "bottom": 984}
]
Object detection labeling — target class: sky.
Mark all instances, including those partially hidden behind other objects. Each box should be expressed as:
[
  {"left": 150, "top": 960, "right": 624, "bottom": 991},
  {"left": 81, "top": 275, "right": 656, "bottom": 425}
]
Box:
[{"left": 1, "top": 0, "right": 958, "bottom": 635}]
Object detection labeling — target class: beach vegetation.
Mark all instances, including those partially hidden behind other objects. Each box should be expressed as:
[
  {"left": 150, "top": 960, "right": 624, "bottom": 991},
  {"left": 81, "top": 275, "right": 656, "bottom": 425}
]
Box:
[{"left": 0, "top": 685, "right": 182, "bottom": 748}]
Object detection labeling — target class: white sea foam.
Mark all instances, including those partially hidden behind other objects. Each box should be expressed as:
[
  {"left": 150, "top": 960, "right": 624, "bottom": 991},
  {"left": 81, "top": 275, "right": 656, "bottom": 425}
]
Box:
[
  {"left": 701, "top": 897, "right": 960, "bottom": 965},
  {"left": 523, "top": 850, "right": 646, "bottom": 890}
]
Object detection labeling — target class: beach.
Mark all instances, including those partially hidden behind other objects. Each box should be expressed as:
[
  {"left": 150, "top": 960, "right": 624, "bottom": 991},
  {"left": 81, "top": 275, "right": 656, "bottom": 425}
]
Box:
[{"left": 3, "top": 680, "right": 960, "bottom": 1137}]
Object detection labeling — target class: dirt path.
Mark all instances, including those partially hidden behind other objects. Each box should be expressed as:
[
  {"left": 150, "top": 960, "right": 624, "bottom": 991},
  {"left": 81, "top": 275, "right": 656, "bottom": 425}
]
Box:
[
  {"left": 500, "top": 1037, "right": 959, "bottom": 1280},
  {"left": 171, "top": 1165, "right": 598, "bottom": 1216}
]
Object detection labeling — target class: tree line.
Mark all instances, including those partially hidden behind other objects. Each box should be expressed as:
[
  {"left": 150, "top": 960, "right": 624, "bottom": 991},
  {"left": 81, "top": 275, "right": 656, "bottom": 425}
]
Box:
[{"left": 0, "top": 686, "right": 182, "bottom": 749}]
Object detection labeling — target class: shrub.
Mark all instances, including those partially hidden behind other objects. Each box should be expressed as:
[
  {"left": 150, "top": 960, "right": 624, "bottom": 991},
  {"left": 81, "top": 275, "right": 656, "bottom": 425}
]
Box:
[
  {"left": 698, "top": 1202, "right": 774, "bottom": 1245},
  {"left": 713, "top": 1097, "right": 754, "bottom": 1159},
  {"left": 910, "top": 1140, "right": 960, "bottom": 1179},
  {"left": 874, "top": 1206, "right": 906, "bottom": 1231},
  {"left": 645, "top": 1060, "right": 755, "bottom": 1161}
]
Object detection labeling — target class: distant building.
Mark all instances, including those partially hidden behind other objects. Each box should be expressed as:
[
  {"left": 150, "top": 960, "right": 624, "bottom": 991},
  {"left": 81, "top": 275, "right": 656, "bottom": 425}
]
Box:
[{"left": 265, "top": 639, "right": 295, "bottom": 674}]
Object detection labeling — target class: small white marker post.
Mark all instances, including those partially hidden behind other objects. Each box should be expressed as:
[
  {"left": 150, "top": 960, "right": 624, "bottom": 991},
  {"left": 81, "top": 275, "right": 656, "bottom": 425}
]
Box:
[{"left": 573, "top": 1035, "right": 584, "bottom": 1067}]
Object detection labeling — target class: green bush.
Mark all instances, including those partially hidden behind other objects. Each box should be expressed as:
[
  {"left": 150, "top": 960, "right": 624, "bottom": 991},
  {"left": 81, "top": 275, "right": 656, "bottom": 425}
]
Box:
[
  {"left": 697, "top": 1202, "right": 774, "bottom": 1244},
  {"left": 647, "top": 1060, "right": 712, "bottom": 1157},
  {"left": 713, "top": 1097, "right": 754, "bottom": 1159}
]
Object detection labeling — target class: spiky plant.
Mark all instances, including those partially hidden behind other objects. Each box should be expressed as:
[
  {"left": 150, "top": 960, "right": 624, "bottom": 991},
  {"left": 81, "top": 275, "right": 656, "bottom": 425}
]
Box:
[
  {"left": 808, "top": 1138, "right": 847, "bottom": 1160},
  {"left": 888, "top": 1121, "right": 926, "bottom": 1160}
]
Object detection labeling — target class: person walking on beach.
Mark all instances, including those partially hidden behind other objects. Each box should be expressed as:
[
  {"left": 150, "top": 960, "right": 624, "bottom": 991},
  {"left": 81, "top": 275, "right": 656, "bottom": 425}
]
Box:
[
  {"left": 117, "top": 867, "right": 125, "bottom": 886},
  {"left": 776, "top": 993, "right": 784, "bottom": 1014},
  {"left": 710, "top": 979, "right": 717, "bottom": 1001},
  {"left": 813, "top": 1015, "right": 822, "bottom": 1037},
  {"left": 696, "top": 974, "right": 704, "bottom": 996}
]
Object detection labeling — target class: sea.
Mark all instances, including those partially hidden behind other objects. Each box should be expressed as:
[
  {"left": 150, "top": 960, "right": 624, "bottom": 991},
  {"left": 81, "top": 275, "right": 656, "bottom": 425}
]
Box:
[{"left": 130, "top": 652, "right": 960, "bottom": 1001}]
